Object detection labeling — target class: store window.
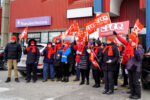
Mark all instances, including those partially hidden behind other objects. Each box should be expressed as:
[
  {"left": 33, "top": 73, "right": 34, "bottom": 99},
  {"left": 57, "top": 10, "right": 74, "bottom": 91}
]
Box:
[
  {"left": 41, "top": 32, "right": 48, "bottom": 43},
  {"left": 27, "top": 32, "right": 41, "bottom": 43},
  {"left": 49, "top": 32, "right": 61, "bottom": 42}
]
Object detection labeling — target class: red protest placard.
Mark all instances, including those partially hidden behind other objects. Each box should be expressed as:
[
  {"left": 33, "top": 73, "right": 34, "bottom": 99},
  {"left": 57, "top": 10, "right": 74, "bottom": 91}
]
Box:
[
  {"left": 95, "top": 13, "right": 111, "bottom": 28},
  {"left": 99, "top": 21, "right": 129, "bottom": 37}
]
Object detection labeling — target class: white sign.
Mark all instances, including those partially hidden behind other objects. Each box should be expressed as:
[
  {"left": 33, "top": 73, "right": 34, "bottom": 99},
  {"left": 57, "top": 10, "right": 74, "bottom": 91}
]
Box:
[{"left": 67, "top": 7, "right": 93, "bottom": 18}]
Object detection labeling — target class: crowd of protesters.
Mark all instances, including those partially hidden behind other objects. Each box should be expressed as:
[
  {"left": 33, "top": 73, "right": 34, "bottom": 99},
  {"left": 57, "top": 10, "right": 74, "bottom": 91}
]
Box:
[{"left": 4, "top": 30, "right": 144, "bottom": 99}]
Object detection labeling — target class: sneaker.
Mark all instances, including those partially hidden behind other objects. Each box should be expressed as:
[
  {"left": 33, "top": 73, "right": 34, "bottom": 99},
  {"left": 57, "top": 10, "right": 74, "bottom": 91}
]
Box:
[
  {"left": 73, "top": 78, "right": 80, "bottom": 81},
  {"left": 107, "top": 91, "right": 114, "bottom": 95},
  {"left": 15, "top": 78, "right": 20, "bottom": 83},
  {"left": 5, "top": 77, "right": 11, "bottom": 83},
  {"left": 102, "top": 90, "right": 108, "bottom": 94}
]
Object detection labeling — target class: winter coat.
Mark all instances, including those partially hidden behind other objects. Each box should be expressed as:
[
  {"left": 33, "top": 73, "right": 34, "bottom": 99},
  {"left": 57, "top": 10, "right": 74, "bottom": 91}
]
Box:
[
  {"left": 78, "top": 47, "right": 89, "bottom": 70},
  {"left": 53, "top": 43, "right": 62, "bottom": 66},
  {"left": 126, "top": 46, "right": 144, "bottom": 72},
  {"left": 4, "top": 42, "right": 22, "bottom": 61},
  {"left": 43, "top": 48, "right": 54, "bottom": 64},
  {"left": 100, "top": 43, "right": 119, "bottom": 71},
  {"left": 24, "top": 39, "right": 40, "bottom": 64},
  {"left": 61, "top": 47, "right": 71, "bottom": 63},
  {"left": 116, "top": 35, "right": 131, "bottom": 65}
]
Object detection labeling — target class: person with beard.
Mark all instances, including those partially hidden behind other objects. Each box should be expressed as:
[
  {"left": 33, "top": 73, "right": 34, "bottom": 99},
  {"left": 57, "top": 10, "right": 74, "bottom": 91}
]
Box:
[
  {"left": 78, "top": 42, "right": 90, "bottom": 85},
  {"left": 61, "top": 41, "right": 71, "bottom": 82},
  {"left": 90, "top": 40, "right": 103, "bottom": 88},
  {"left": 114, "top": 31, "right": 144, "bottom": 99},
  {"left": 4, "top": 35, "right": 22, "bottom": 83},
  {"left": 101, "top": 37, "right": 119, "bottom": 95},
  {"left": 43, "top": 42, "right": 55, "bottom": 82},
  {"left": 53, "top": 38, "right": 63, "bottom": 81},
  {"left": 24, "top": 39, "right": 40, "bottom": 83}
]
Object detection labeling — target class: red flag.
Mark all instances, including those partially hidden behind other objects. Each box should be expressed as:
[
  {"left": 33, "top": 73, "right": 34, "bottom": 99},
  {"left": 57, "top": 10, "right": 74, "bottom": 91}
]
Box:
[
  {"left": 85, "top": 19, "right": 97, "bottom": 35},
  {"left": 75, "top": 23, "right": 80, "bottom": 37},
  {"left": 19, "top": 27, "right": 28, "bottom": 40},
  {"left": 64, "top": 21, "right": 76, "bottom": 37},
  {"left": 95, "top": 13, "right": 111, "bottom": 28},
  {"left": 89, "top": 49, "right": 101, "bottom": 70},
  {"left": 131, "top": 19, "right": 144, "bottom": 36}
]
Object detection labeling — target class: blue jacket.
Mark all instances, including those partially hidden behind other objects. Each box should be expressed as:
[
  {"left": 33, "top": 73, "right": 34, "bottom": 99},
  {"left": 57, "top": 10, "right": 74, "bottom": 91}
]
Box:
[
  {"left": 61, "top": 47, "right": 71, "bottom": 63},
  {"left": 43, "top": 48, "right": 54, "bottom": 64}
]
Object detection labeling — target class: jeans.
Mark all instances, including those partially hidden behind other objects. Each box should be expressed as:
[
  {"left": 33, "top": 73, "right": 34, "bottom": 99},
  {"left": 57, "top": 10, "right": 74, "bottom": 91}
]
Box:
[
  {"left": 76, "top": 68, "right": 80, "bottom": 79},
  {"left": 43, "top": 63, "right": 55, "bottom": 80}
]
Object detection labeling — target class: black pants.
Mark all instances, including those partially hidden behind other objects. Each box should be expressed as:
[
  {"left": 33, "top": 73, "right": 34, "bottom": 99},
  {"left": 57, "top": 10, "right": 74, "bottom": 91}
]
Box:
[
  {"left": 92, "top": 69, "right": 101, "bottom": 85},
  {"left": 26, "top": 63, "right": 37, "bottom": 81},
  {"left": 80, "top": 69, "right": 90, "bottom": 82},
  {"left": 128, "top": 70, "right": 141, "bottom": 97},
  {"left": 121, "top": 64, "right": 128, "bottom": 85},
  {"left": 55, "top": 65, "right": 63, "bottom": 79},
  {"left": 62, "top": 62, "right": 69, "bottom": 77},
  {"left": 114, "top": 63, "right": 120, "bottom": 86},
  {"left": 104, "top": 71, "right": 114, "bottom": 91}
]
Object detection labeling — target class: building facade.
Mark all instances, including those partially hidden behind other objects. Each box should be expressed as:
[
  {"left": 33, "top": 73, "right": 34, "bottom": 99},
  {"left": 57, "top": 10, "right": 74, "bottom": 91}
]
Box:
[{"left": 7, "top": 0, "right": 148, "bottom": 49}]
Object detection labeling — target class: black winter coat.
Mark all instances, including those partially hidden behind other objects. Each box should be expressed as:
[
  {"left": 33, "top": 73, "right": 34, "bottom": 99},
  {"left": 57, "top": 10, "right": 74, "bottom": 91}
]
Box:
[
  {"left": 53, "top": 49, "right": 62, "bottom": 67},
  {"left": 43, "top": 48, "right": 54, "bottom": 64},
  {"left": 24, "top": 47, "right": 40, "bottom": 64},
  {"left": 100, "top": 44, "right": 119, "bottom": 71},
  {"left": 4, "top": 42, "right": 22, "bottom": 61},
  {"left": 78, "top": 47, "right": 89, "bottom": 70}
]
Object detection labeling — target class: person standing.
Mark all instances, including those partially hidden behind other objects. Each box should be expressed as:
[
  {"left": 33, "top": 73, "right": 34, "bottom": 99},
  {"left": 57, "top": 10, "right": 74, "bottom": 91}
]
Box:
[
  {"left": 53, "top": 38, "right": 63, "bottom": 81},
  {"left": 101, "top": 37, "right": 119, "bottom": 95},
  {"left": 126, "top": 37, "right": 144, "bottom": 99},
  {"left": 61, "top": 41, "right": 71, "bottom": 82},
  {"left": 78, "top": 42, "right": 90, "bottom": 85},
  {"left": 24, "top": 39, "right": 40, "bottom": 83},
  {"left": 43, "top": 42, "right": 55, "bottom": 82},
  {"left": 91, "top": 40, "right": 103, "bottom": 88},
  {"left": 4, "top": 35, "right": 22, "bottom": 83}
]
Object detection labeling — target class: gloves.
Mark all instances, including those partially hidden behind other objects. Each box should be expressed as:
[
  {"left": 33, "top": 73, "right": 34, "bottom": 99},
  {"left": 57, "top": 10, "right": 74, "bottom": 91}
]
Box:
[
  {"left": 77, "top": 51, "right": 81, "bottom": 55},
  {"left": 113, "top": 31, "right": 117, "bottom": 35},
  {"left": 106, "top": 59, "right": 112, "bottom": 63},
  {"left": 87, "top": 49, "right": 91, "bottom": 54}
]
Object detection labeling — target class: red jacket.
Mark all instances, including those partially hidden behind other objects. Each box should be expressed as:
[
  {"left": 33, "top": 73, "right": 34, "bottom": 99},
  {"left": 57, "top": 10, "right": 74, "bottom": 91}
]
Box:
[
  {"left": 116, "top": 35, "right": 132, "bottom": 65},
  {"left": 73, "top": 43, "right": 82, "bottom": 63}
]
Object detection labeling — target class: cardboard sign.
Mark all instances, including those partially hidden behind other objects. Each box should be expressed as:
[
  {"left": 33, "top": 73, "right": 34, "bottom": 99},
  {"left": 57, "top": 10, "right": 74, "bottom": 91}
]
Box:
[{"left": 99, "top": 21, "right": 129, "bottom": 37}]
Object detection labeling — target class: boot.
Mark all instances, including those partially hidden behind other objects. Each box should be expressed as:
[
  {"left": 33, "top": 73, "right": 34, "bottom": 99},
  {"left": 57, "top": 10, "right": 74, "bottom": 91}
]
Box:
[
  {"left": 107, "top": 90, "right": 114, "bottom": 95},
  {"left": 129, "top": 95, "right": 141, "bottom": 99},
  {"left": 43, "top": 79, "right": 47, "bottom": 82},
  {"left": 5, "top": 77, "right": 11, "bottom": 83},
  {"left": 26, "top": 80, "right": 30, "bottom": 83},
  {"left": 15, "top": 78, "right": 20, "bottom": 83},
  {"left": 65, "top": 77, "right": 69, "bottom": 82},
  {"left": 80, "top": 81, "right": 85, "bottom": 85},
  {"left": 95, "top": 84, "right": 100, "bottom": 88},
  {"left": 93, "top": 84, "right": 97, "bottom": 87},
  {"left": 102, "top": 90, "right": 108, "bottom": 94},
  {"left": 73, "top": 78, "right": 80, "bottom": 81},
  {"left": 86, "top": 80, "right": 89, "bottom": 85},
  {"left": 61, "top": 77, "right": 66, "bottom": 82}
]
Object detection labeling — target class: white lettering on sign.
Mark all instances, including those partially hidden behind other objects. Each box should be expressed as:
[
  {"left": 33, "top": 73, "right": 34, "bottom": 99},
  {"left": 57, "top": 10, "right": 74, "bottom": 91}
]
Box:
[
  {"left": 132, "top": 24, "right": 141, "bottom": 34},
  {"left": 96, "top": 16, "right": 109, "bottom": 23},
  {"left": 101, "top": 23, "right": 124, "bottom": 32},
  {"left": 86, "top": 23, "right": 96, "bottom": 31}
]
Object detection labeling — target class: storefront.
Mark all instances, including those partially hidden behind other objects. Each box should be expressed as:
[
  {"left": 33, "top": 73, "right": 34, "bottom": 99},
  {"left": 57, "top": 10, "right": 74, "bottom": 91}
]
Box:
[{"left": 9, "top": 0, "right": 147, "bottom": 49}]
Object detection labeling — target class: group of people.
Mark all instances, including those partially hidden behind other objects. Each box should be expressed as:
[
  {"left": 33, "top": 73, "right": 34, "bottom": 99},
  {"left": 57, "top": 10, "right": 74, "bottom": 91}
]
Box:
[{"left": 4, "top": 30, "right": 144, "bottom": 99}]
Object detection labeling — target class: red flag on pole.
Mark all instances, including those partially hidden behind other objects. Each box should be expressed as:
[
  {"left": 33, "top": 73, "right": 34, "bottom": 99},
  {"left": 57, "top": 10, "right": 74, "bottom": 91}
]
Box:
[
  {"left": 52, "top": 34, "right": 62, "bottom": 42},
  {"left": 89, "top": 49, "right": 101, "bottom": 70},
  {"left": 85, "top": 19, "right": 97, "bottom": 35},
  {"left": 64, "top": 21, "right": 76, "bottom": 37},
  {"left": 19, "top": 27, "right": 28, "bottom": 40}
]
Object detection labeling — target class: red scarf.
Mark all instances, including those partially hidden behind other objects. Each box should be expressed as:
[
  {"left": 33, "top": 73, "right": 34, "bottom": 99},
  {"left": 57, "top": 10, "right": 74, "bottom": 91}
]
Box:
[
  {"left": 103, "top": 45, "right": 113, "bottom": 56},
  {"left": 93, "top": 46, "right": 101, "bottom": 54},
  {"left": 63, "top": 45, "right": 70, "bottom": 52},
  {"left": 54, "top": 44, "right": 61, "bottom": 52},
  {"left": 47, "top": 47, "right": 53, "bottom": 59},
  {"left": 125, "top": 43, "right": 136, "bottom": 58},
  {"left": 27, "top": 46, "right": 36, "bottom": 53},
  {"left": 119, "top": 45, "right": 123, "bottom": 52}
]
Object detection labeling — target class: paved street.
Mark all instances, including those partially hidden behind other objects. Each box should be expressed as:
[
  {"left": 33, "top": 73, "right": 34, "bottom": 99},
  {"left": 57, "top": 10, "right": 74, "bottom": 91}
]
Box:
[{"left": 0, "top": 70, "right": 150, "bottom": 100}]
